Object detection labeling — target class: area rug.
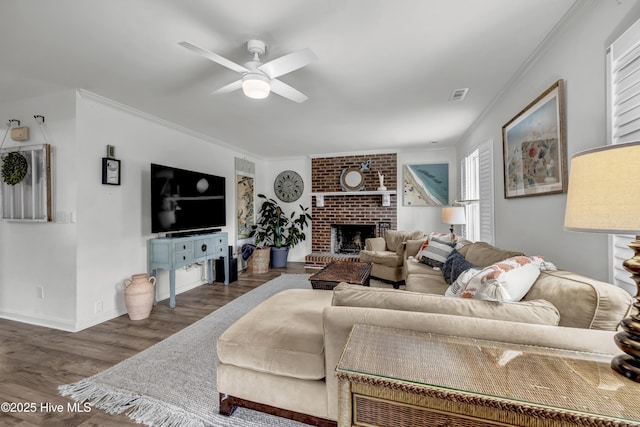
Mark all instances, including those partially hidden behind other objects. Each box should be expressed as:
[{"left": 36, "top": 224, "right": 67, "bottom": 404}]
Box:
[{"left": 59, "top": 274, "right": 314, "bottom": 427}]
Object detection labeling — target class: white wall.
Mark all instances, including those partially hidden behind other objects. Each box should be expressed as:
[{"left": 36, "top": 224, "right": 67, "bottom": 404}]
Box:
[
  {"left": 456, "top": 0, "right": 640, "bottom": 281},
  {"left": 397, "top": 147, "right": 458, "bottom": 234},
  {"left": 0, "top": 89, "right": 264, "bottom": 331},
  {"left": 262, "top": 156, "right": 312, "bottom": 262},
  {"left": 74, "top": 91, "right": 262, "bottom": 329},
  {"left": 0, "top": 91, "right": 78, "bottom": 330}
]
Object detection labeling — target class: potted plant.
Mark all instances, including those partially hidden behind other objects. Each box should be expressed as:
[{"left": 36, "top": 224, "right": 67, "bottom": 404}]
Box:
[{"left": 250, "top": 193, "right": 312, "bottom": 268}]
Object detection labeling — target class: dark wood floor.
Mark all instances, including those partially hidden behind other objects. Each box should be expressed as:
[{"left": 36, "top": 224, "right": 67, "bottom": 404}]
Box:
[{"left": 0, "top": 263, "right": 310, "bottom": 427}]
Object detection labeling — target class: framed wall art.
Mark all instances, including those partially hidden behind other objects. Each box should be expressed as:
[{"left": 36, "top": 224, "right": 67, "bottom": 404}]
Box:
[
  {"left": 502, "top": 79, "right": 567, "bottom": 199},
  {"left": 402, "top": 163, "right": 449, "bottom": 206},
  {"left": 102, "top": 157, "right": 121, "bottom": 185},
  {"left": 1, "top": 143, "right": 51, "bottom": 221},
  {"left": 236, "top": 173, "right": 255, "bottom": 240}
]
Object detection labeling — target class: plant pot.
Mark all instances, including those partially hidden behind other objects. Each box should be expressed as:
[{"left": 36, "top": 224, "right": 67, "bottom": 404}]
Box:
[
  {"left": 124, "top": 273, "right": 156, "bottom": 320},
  {"left": 271, "top": 246, "right": 290, "bottom": 268}
]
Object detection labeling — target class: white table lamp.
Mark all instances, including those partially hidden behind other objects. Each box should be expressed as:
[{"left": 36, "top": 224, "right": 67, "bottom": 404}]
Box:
[
  {"left": 564, "top": 141, "right": 640, "bottom": 381},
  {"left": 441, "top": 206, "right": 466, "bottom": 239}
]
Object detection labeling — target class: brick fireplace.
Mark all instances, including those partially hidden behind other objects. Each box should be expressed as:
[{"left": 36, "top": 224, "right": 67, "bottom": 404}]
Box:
[{"left": 305, "top": 153, "right": 397, "bottom": 267}]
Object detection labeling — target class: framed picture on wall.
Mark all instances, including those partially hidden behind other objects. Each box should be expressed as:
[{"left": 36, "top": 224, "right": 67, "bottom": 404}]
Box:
[
  {"left": 502, "top": 79, "right": 567, "bottom": 199},
  {"left": 102, "top": 157, "right": 121, "bottom": 185},
  {"left": 236, "top": 173, "right": 255, "bottom": 240},
  {"left": 402, "top": 163, "right": 449, "bottom": 206}
]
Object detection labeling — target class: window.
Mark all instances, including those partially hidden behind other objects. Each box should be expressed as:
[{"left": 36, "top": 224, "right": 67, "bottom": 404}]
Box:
[
  {"left": 460, "top": 141, "right": 494, "bottom": 243},
  {"left": 606, "top": 18, "right": 640, "bottom": 294}
]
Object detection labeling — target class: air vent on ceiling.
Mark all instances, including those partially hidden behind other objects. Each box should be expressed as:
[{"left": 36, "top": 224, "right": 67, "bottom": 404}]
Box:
[{"left": 449, "top": 88, "right": 469, "bottom": 101}]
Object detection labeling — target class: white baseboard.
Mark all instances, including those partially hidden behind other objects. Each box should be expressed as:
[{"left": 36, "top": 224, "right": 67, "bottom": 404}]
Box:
[
  {"left": 0, "top": 309, "right": 77, "bottom": 332},
  {"left": 1, "top": 280, "right": 209, "bottom": 332}
]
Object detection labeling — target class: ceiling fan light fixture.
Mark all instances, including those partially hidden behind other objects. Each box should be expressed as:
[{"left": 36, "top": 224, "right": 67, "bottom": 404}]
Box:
[{"left": 242, "top": 73, "right": 270, "bottom": 99}]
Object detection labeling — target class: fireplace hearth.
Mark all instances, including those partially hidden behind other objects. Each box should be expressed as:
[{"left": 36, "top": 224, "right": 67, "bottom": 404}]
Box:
[{"left": 331, "top": 224, "right": 376, "bottom": 254}]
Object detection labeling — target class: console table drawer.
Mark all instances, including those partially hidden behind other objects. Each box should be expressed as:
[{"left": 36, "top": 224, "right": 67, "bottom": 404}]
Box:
[
  {"left": 193, "top": 238, "right": 214, "bottom": 257},
  {"left": 174, "top": 251, "right": 193, "bottom": 264},
  {"left": 354, "top": 395, "right": 505, "bottom": 427},
  {"left": 174, "top": 241, "right": 193, "bottom": 253}
]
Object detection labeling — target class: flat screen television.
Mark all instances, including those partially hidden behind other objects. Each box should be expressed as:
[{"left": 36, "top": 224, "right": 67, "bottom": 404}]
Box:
[{"left": 151, "top": 163, "right": 226, "bottom": 234}]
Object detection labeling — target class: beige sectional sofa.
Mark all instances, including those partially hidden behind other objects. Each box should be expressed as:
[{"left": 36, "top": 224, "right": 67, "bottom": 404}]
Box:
[{"left": 216, "top": 241, "right": 634, "bottom": 426}]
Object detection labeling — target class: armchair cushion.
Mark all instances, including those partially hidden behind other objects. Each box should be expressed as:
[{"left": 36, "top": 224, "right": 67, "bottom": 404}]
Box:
[
  {"left": 384, "top": 230, "right": 424, "bottom": 254},
  {"left": 359, "top": 250, "right": 403, "bottom": 268},
  {"left": 364, "top": 237, "right": 386, "bottom": 252}
]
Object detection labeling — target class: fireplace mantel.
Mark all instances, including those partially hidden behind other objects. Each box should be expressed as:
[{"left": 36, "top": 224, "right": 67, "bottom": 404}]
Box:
[{"left": 311, "top": 190, "right": 396, "bottom": 207}]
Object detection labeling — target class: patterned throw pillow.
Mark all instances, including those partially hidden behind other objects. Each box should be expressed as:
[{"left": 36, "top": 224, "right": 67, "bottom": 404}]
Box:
[
  {"left": 418, "top": 237, "right": 456, "bottom": 268},
  {"left": 442, "top": 249, "right": 477, "bottom": 285},
  {"left": 445, "top": 256, "right": 547, "bottom": 302}
]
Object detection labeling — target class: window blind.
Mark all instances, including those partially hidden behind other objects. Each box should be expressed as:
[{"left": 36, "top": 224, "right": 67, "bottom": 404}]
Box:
[
  {"left": 607, "top": 18, "right": 640, "bottom": 292},
  {"left": 459, "top": 141, "right": 494, "bottom": 244},
  {"left": 478, "top": 143, "right": 495, "bottom": 244}
]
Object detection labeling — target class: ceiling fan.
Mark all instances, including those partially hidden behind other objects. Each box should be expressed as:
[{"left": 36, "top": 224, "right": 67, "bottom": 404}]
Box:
[{"left": 179, "top": 39, "right": 316, "bottom": 103}]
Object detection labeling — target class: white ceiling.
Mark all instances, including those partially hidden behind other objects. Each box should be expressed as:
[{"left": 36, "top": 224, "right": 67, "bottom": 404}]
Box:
[{"left": 0, "top": 0, "right": 577, "bottom": 158}]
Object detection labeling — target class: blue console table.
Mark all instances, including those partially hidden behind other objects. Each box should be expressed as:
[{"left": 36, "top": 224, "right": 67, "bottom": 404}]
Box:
[{"left": 148, "top": 231, "right": 229, "bottom": 308}]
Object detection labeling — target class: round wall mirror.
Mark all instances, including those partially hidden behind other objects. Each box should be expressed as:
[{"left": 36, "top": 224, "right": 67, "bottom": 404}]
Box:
[{"left": 341, "top": 167, "right": 365, "bottom": 191}]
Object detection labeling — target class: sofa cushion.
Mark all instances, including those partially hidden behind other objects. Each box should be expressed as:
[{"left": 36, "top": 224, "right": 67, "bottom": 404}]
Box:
[
  {"left": 359, "top": 250, "right": 403, "bottom": 268},
  {"left": 463, "top": 242, "right": 524, "bottom": 267},
  {"left": 404, "top": 259, "right": 449, "bottom": 294},
  {"left": 523, "top": 270, "right": 634, "bottom": 330},
  {"left": 217, "top": 289, "right": 333, "bottom": 380},
  {"left": 417, "top": 237, "right": 457, "bottom": 268},
  {"left": 442, "top": 249, "right": 477, "bottom": 285},
  {"left": 332, "top": 283, "right": 560, "bottom": 326},
  {"left": 445, "top": 256, "right": 543, "bottom": 302}
]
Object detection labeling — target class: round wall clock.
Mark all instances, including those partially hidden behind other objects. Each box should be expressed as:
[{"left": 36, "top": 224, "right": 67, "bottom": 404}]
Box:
[{"left": 274, "top": 170, "right": 304, "bottom": 202}]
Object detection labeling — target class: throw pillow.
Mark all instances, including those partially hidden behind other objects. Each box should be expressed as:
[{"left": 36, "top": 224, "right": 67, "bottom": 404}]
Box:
[
  {"left": 442, "top": 249, "right": 477, "bottom": 285},
  {"left": 418, "top": 237, "right": 456, "bottom": 268},
  {"left": 445, "top": 256, "right": 543, "bottom": 302}
]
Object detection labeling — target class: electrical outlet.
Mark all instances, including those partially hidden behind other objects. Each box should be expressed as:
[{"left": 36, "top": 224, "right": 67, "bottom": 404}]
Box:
[
  {"left": 37, "top": 286, "right": 44, "bottom": 299},
  {"left": 94, "top": 300, "right": 103, "bottom": 314}
]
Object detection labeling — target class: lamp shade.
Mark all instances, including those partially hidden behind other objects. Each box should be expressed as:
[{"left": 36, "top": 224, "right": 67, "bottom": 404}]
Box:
[
  {"left": 242, "top": 74, "right": 270, "bottom": 99},
  {"left": 441, "top": 206, "right": 466, "bottom": 225},
  {"left": 564, "top": 141, "right": 640, "bottom": 234}
]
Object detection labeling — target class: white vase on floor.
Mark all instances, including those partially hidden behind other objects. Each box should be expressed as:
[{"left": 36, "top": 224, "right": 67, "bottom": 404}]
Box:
[{"left": 124, "top": 273, "right": 156, "bottom": 320}]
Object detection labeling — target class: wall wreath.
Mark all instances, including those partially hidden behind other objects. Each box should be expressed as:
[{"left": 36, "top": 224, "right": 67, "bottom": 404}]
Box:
[{"left": 1, "top": 152, "right": 28, "bottom": 185}]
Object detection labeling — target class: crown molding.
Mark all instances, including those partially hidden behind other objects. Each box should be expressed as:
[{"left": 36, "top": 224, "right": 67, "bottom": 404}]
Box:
[
  {"left": 458, "top": 0, "right": 590, "bottom": 145},
  {"left": 76, "top": 89, "right": 264, "bottom": 160}
]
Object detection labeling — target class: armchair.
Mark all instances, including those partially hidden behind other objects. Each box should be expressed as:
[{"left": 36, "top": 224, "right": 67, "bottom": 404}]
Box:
[{"left": 359, "top": 229, "right": 424, "bottom": 285}]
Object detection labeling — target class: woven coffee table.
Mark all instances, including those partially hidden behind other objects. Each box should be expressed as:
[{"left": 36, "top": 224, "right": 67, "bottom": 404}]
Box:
[{"left": 309, "top": 261, "right": 372, "bottom": 290}]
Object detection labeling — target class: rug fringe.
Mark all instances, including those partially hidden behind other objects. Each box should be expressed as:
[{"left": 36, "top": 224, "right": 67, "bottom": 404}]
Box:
[{"left": 59, "top": 380, "right": 207, "bottom": 427}]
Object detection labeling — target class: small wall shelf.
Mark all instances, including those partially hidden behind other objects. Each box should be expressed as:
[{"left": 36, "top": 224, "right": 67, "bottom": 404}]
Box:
[{"left": 311, "top": 190, "right": 396, "bottom": 207}]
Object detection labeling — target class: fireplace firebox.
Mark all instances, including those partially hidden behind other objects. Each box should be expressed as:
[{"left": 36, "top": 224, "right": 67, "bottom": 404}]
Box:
[{"left": 331, "top": 224, "right": 376, "bottom": 254}]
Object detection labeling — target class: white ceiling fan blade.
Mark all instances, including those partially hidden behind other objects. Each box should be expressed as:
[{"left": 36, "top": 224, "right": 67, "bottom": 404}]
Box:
[
  {"left": 212, "top": 79, "right": 242, "bottom": 95},
  {"left": 178, "top": 41, "right": 249, "bottom": 74},
  {"left": 269, "top": 79, "right": 308, "bottom": 103},
  {"left": 258, "top": 48, "right": 317, "bottom": 79}
]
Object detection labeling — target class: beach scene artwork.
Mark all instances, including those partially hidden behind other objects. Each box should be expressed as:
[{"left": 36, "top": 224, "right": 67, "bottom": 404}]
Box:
[
  {"left": 502, "top": 80, "right": 565, "bottom": 199},
  {"left": 403, "top": 163, "right": 449, "bottom": 206}
]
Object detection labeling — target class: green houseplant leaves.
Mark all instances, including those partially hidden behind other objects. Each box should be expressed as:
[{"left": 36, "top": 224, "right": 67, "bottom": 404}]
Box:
[
  {"left": 1, "top": 152, "right": 28, "bottom": 185},
  {"left": 250, "top": 193, "right": 311, "bottom": 249}
]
